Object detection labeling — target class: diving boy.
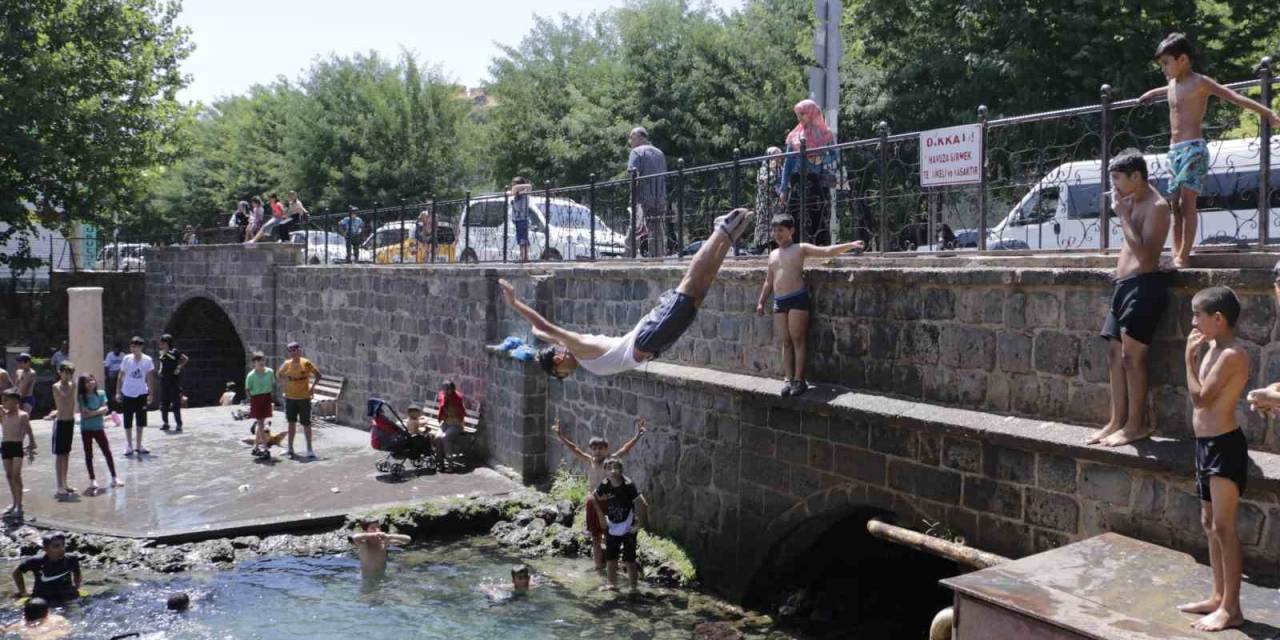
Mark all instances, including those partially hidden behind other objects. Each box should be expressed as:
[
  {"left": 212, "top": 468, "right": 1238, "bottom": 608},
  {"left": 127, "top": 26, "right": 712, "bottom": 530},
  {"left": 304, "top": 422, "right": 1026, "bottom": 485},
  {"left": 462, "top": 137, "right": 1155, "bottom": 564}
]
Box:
[
  {"left": 1137, "top": 33, "right": 1280, "bottom": 267},
  {"left": 1088, "top": 150, "right": 1172, "bottom": 448},
  {"left": 501, "top": 208, "right": 753, "bottom": 379},
  {"left": 1178, "top": 286, "right": 1249, "bottom": 632},
  {"left": 594, "top": 457, "right": 649, "bottom": 592},
  {"left": 755, "top": 215, "right": 864, "bottom": 396},
  {"left": 1, "top": 388, "right": 36, "bottom": 519},
  {"left": 552, "top": 417, "right": 646, "bottom": 571},
  {"left": 349, "top": 518, "right": 411, "bottom": 576}
]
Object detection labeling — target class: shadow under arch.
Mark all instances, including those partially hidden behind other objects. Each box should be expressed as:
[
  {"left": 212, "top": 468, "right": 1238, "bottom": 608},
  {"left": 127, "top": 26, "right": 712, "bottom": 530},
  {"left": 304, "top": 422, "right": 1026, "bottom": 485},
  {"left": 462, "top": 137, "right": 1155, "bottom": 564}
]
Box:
[
  {"left": 164, "top": 296, "right": 247, "bottom": 407},
  {"left": 742, "top": 491, "right": 960, "bottom": 637}
]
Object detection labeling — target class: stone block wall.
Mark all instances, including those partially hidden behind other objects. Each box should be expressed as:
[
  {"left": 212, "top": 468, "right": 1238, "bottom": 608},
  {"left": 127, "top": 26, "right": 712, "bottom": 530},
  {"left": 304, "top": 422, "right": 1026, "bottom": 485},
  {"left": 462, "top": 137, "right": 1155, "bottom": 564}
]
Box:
[{"left": 482, "top": 350, "right": 548, "bottom": 481}]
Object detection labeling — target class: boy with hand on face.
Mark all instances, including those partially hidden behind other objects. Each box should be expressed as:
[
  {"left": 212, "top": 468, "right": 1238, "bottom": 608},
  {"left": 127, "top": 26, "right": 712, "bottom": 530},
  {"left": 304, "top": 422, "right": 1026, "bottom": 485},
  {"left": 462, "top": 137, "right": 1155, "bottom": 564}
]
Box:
[
  {"left": 756, "top": 215, "right": 864, "bottom": 397},
  {"left": 553, "top": 417, "right": 646, "bottom": 572}
]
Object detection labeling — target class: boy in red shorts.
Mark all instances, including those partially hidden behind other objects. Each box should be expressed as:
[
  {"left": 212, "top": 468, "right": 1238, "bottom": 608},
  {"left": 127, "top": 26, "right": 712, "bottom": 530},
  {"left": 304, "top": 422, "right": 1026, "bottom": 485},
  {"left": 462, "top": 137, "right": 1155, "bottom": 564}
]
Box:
[
  {"left": 244, "top": 353, "right": 276, "bottom": 458},
  {"left": 552, "top": 417, "right": 646, "bottom": 571}
]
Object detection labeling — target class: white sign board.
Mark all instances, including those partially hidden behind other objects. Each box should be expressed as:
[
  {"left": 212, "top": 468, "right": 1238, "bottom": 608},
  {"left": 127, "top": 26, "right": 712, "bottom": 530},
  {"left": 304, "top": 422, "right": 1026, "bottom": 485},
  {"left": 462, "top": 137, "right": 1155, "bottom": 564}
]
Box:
[{"left": 919, "top": 124, "right": 982, "bottom": 187}]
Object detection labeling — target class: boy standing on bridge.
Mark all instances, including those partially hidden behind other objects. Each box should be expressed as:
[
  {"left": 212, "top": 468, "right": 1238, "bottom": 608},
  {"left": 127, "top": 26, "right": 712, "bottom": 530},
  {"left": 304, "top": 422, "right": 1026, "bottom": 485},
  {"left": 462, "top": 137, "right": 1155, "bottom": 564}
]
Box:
[
  {"left": 552, "top": 417, "right": 646, "bottom": 571},
  {"left": 1177, "top": 286, "right": 1250, "bottom": 632},
  {"left": 501, "top": 208, "right": 753, "bottom": 379},
  {"left": 1137, "top": 33, "right": 1280, "bottom": 268},
  {"left": 1088, "top": 150, "right": 1171, "bottom": 448},
  {"left": 755, "top": 215, "right": 864, "bottom": 397}
]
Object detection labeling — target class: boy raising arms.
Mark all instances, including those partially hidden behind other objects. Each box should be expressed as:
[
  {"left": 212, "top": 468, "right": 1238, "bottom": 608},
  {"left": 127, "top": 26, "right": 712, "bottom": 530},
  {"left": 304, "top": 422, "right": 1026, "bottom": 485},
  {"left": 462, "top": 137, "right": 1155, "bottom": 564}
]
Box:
[
  {"left": 552, "top": 417, "right": 646, "bottom": 571},
  {"left": 1088, "top": 150, "right": 1172, "bottom": 447},
  {"left": 755, "top": 215, "right": 864, "bottom": 396},
  {"left": 1178, "top": 287, "right": 1250, "bottom": 632},
  {"left": 1, "top": 389, "right": 36, "bottom": 519},
  {"left": 349, "top": 518, "right": 411, "bottom": 577},
  {"left": 1138, "top": 33, "right": 1280, "bottom": 268}
]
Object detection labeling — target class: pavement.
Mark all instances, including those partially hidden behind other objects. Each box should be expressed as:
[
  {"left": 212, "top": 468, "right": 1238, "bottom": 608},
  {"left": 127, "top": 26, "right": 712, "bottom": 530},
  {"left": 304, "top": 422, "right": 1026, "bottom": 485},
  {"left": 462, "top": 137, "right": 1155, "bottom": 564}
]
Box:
[{"left": 11, "top": 407, "right": 520, "bottom": 540}]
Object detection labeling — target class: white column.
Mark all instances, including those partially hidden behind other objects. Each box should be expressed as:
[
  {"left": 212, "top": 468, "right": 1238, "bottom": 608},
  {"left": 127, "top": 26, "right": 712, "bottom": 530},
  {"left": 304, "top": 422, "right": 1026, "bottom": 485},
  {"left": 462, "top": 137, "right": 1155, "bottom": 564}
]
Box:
[{"left": 68, "top": 287, "right": 104, "bottom": 384}]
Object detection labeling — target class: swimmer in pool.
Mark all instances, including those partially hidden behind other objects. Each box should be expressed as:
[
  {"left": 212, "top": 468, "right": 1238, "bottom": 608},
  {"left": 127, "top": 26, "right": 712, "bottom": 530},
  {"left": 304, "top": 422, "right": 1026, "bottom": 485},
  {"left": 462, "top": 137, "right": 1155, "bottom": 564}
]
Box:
[{"left": 349, "top": 518, "right": 410, "bottom": 576}]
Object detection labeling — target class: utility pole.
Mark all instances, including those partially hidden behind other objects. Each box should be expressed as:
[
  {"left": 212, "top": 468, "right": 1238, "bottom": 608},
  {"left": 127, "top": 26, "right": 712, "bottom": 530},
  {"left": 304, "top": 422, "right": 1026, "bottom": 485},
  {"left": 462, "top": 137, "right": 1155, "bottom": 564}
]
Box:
[{"left": 808, "top": 0, "right": 842, "bottom": 241}]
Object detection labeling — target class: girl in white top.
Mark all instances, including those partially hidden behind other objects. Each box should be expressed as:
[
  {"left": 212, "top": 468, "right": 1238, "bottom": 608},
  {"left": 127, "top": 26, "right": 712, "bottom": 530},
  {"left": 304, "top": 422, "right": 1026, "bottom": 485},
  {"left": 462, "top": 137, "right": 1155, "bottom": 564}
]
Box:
[{"left": 498, "top": 208, "right": 752, "bottom": 379}]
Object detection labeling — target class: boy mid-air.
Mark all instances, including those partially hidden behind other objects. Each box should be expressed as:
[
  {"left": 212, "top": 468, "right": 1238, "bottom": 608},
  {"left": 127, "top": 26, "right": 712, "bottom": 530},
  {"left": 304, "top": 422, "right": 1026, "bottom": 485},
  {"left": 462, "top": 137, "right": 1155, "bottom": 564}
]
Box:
[
  {"left": 1178, "top": 286, "right": 1249, "bottom": 632},
  {"left": 1087, "top": 150, "right": 1171, "bottom": 448},
  {"left": 552, "top": 417, "right": 646, "bottom": 571},
  {"left": 755, "top": 215, "right": 864, "bottom": 396},
  {"left": 1137, "top": 33, "right": 1280, "bottom": 268},
  {"left": 501, "top": 208, "right": 753, "bottom": 379}
]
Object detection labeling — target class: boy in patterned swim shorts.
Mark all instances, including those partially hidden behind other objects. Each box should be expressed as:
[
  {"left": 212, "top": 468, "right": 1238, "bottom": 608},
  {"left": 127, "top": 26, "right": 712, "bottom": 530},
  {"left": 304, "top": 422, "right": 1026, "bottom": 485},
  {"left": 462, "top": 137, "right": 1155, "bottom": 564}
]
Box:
[{"left": 1138, "top": 33, "right": 1280, "bottom": 268}]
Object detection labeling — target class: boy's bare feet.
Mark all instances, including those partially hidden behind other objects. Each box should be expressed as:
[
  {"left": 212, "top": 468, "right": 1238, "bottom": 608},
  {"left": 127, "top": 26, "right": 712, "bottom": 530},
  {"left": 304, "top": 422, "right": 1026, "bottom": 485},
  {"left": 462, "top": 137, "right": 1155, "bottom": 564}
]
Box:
[
  {"left": 1100, "top": 423, "right": 1155, "bottom": 447},
  {"left": 1177, "top": 598, "right": 1220, "bottom": 615},
  {"left": 1191, "top": 608, "right": 1244, "bottom": 632},
  {"left": 1086, "top": 422, "right": 1122, "bottom": 445}
]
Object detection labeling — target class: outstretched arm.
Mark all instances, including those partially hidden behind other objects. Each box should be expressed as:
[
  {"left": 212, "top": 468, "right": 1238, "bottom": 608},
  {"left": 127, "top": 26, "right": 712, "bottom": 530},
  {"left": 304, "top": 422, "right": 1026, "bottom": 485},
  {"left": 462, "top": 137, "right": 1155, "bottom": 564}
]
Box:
[
  {"left": 1137, "top": 86, "right": 1166, "bottom": 104},
  {"left": 802, "top": 241, "right": 865, "bottom": 259},
  {"left": 551, "top": 418, "right": 592, "bottom": 463},
  {"left": 498, "top": 279, "right": 573, "bottom": 346},
  {"left": 615, "top": 418, "right": 647, "bottom": 457},
  {"left": 1207, "top": 78, "right": 1280, "bottom": 126}
]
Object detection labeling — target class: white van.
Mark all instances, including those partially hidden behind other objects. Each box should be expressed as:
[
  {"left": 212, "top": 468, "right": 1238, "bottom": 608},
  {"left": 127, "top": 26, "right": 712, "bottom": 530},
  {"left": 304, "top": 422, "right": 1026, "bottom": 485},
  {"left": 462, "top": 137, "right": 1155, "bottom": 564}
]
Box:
[
  {"left": 456, "top": 196, "right": 628, "bottom": 262},
  {"left": 989, "top": 136, "right": 1280, "bottom": 250}
]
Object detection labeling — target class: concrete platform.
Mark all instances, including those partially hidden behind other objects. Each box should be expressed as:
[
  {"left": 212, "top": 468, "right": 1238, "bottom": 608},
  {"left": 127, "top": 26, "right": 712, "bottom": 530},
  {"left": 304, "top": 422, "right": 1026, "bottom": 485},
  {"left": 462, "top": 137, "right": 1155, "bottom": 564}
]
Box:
[
  {"left": 15, "top": 407, "right": 520, "bottom": 541},
  {"left": 942, "top": 533, "right": 1280, "bottom": 640}
]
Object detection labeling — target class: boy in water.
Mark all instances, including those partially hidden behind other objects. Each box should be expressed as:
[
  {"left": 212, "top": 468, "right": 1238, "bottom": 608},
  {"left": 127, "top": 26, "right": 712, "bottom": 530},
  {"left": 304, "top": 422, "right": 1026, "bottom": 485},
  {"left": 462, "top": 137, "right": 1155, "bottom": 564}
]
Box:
[
  {"left": 49, "top": 362, "right": 77, "bottom": 500},
  {"left": 1, "top": 389, "right": 36, "bottom": 519},
  {"left": 755, "top": 215, "right": 864, "bottom": 396},
  {"left": 14, "top": 354, "right": 35, "bottom": 415},
  {"left": 349, "top": 518, "right": 411, "bottom": 577},
  {"left": 1137, "top": 33, "right": 1280, "bottom": 268},
  {"left": 552, "top": 417, "right": 646, "bottom": 571},
  {"left": 13, "top": 532, "right": 81, "bottom": 604},
  {"left": 1177, "top": 287, "right": 1250, "bottom": 632},
  {"left": 594, "top": 457, "right": 649, "bottom": 592},
  {"left": 166, "top": 592, "right": 190, "bottom": 612},
  {"left": 1, "top": 598, "right": 71, "bottom": 640},
  {"left": 1088, "top": 150, "right": 1172, "bottom": 448},
  {"left": 502, "top": 208, "right": 753, "bottom": 379}
]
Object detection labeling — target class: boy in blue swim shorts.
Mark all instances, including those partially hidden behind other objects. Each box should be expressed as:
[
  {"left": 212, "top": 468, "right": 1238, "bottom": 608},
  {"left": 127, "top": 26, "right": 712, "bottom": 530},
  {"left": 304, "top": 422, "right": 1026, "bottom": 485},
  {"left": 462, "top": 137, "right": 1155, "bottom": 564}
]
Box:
[
  {"left": 1138, "top": 33, "right": 1280, "bottom": 268},
  {"left": 756, "top": 215, "right": 864, "bottom": 396}
]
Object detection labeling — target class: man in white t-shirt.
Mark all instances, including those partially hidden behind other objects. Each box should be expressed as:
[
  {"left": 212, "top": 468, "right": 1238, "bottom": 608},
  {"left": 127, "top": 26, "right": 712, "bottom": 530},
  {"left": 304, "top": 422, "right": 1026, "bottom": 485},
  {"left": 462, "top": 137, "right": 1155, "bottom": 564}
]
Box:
[
  {"left": 499, "top": 208, "right": 752, "bottom": 378},
  {"left": 115, "top": 336, "right": 155, "bottom": 456}
]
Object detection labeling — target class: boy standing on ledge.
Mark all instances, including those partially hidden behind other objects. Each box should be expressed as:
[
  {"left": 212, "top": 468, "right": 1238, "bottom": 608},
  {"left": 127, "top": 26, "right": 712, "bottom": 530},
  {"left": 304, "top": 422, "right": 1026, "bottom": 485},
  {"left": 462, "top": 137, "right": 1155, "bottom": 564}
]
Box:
[
  {"left": 1088, "top": 150, "right": 1171, "bottom": 448},
  {"left": 1178, "top": 286, "right": 1249, "bottom": 632},
  {"left": 1137, "top": 33, "right": 1280, "bottom": 267},
  {"left": 755, "top": 215, "right": 864, "bottom": 397}
]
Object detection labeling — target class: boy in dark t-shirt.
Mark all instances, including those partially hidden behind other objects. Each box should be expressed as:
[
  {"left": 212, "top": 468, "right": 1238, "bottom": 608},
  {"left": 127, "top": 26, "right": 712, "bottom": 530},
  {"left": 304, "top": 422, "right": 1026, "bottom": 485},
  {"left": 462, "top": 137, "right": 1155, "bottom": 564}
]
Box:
[
  {"left": 593, "top": 457, "right": 649, "bottom": 592},
  {"left": 157, "top": 334, "right": 189, "bottom": 432},
  {"left": 13, "top": 532, "right": 81, "bottom": 603}
]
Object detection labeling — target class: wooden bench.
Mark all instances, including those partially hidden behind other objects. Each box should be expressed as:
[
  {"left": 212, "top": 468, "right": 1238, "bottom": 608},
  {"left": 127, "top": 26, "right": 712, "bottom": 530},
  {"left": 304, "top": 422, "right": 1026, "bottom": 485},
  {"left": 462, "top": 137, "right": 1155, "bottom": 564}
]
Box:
[
  {"left": 423, "top": 409, "right": 481, "bottom": 468},
  {"left": 311, "top": 376, "right": 346, "bottom": 419}
]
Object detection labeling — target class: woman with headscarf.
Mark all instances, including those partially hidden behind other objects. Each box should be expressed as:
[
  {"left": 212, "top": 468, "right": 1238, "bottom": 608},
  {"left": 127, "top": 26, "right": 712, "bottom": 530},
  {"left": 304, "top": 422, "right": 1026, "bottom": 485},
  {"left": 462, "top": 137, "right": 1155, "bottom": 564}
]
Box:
[
  {"left": 752, "top": 146, "right": 785, "bottom": 253},
  {"left": 779, "top": 99, "right": 838, "bottom": 245}
]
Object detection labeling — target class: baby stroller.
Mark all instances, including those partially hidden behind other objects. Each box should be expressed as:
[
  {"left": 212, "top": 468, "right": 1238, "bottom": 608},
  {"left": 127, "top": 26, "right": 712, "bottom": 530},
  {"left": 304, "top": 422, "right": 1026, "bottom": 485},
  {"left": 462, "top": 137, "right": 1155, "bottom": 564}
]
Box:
[{"left": 368, "top": 398, "right": 435, "bottom": 479}]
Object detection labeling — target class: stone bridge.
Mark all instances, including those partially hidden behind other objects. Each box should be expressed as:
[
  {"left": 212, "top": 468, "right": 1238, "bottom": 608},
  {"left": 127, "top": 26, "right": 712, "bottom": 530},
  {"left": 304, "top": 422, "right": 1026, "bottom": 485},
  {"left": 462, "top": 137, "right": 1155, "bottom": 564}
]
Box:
[{"left": 135, "top": 245, "right": 1280, "bottom": 600}]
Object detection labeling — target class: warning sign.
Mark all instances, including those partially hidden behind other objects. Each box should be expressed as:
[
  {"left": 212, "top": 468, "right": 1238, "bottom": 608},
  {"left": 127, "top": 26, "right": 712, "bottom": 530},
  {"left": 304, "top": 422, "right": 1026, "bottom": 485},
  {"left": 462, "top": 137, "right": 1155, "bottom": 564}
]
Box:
[{"left": 919, "top": 124, "right": 982, "bottom": 187}]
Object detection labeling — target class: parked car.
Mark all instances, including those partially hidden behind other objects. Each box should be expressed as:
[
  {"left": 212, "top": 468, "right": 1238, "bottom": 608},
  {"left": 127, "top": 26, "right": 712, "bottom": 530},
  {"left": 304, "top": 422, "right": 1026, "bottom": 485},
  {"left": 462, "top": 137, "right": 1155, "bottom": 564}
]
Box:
[
  {"left": 289, "top": 230, "right": 350, "bottom": 264},
  {"left": 360, "top": 221, "right": 457, "bottom": 264},
  {"left": 97, "top": 243, "right": 148, "bottom": 272},
  {"left": 456, "top": 196, "right": 627, "bottom": 262}
]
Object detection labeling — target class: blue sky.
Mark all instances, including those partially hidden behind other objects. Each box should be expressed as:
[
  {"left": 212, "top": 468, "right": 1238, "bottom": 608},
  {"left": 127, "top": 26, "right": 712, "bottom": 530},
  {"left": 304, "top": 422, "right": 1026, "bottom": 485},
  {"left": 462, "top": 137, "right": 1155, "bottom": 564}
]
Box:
[{"left": 177, "top": 0, "right": 745, "bottom": 104}]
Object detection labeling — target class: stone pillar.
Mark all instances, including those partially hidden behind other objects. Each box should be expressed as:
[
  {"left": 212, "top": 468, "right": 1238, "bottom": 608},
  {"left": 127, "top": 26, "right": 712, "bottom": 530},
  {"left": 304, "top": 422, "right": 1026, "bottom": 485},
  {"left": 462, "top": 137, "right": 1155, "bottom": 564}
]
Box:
[{"left": 68, "top": 287, "right": 104, "bottom": 384}]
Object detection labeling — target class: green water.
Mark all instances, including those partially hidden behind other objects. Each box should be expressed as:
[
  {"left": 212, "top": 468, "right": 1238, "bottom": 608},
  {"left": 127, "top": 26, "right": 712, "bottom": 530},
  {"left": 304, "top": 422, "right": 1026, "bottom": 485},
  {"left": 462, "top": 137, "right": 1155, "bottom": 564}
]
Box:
[{"left": 9, "top": 538, "right": 791, "bottom": 639}]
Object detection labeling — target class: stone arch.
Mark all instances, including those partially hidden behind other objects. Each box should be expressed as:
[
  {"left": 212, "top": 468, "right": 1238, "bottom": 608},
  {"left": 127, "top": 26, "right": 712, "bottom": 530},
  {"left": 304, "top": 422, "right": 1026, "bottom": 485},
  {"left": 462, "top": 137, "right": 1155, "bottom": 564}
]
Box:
[{"left": 164, "top": 296, "right": 247, "bottom": 407}]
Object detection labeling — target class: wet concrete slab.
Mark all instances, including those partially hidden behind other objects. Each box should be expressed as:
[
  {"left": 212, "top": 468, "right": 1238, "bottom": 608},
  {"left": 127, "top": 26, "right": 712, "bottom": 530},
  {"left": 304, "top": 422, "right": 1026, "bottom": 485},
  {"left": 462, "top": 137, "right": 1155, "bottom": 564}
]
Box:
[
  {"left": 943, "top": 533, "right": 1280, "bottom": 639},
  {"left": 16, "top": 407, "right": 520, "bottom": 541}
]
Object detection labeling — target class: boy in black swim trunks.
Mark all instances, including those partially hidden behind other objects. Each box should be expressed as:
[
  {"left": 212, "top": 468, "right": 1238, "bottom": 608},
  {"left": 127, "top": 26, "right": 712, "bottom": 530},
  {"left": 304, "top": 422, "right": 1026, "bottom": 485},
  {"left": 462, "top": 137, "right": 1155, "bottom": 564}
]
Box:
[
  {"left": 755, "top": 215, "right": 864, "bottom": 396},
  {"left": 50, "top": 362, "right": 78, "bottom": 500},
  {"left": 1, "top": 388, "right": 36, "bottom": 519},
  {"left": 500, "top": 208, "right": 754, "bottom": 378},
  {"left": 1177, "top": 286, "right": 1249, "bottom": 632},
  {"left": 1089, "top": 150, "right": 1172, "bottom": 448}
]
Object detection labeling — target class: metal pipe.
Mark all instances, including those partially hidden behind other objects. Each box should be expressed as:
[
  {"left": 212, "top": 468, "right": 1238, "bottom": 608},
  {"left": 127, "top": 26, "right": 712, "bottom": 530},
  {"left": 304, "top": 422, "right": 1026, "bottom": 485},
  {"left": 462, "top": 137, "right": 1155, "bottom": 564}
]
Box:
[
  {"left": 866, "top": 518, "right": 1008, "bottom": 569},
  {"left": 502, "top": 189, "right": 509, "bottom": 263},
  {"left": 430, "top": 196, "right": 438, "bottom": 264},
  {"left": 677, "top": 159, "right": 686, "bottom": 252},
  {"left": 1259, "top": 56, "right": 1273, "bottom": 249},
  {"left": 1099, "top": 84, "right": 1113, "bottom": 251},
  {"left": 629, "top": 168, "right": 638, "bottom": 259},
  {"left": 798, "top": 137, "right": 808, "bottom": 244},
  {"left": 589, "top": 173, "right": 597, "bottom": 261},
  {"left": 877, "top": 122, "right": 889, "bottom": 253},
  {"left": 977, "top": 105, "right": 989, "bottom": 251},
  {"left": 464, "top": 191, "right": 472, "bottom": 262},
  {"left": 544, "top": 180, "right": 552, "bottom": 260}
]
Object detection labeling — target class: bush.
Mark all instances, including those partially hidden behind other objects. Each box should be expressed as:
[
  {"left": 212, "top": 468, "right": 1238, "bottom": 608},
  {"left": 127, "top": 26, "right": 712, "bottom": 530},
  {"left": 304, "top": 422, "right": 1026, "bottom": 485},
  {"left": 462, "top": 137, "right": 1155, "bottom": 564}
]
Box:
[{"left": 550, "top": 464, "right": 588, "bottom": 506}]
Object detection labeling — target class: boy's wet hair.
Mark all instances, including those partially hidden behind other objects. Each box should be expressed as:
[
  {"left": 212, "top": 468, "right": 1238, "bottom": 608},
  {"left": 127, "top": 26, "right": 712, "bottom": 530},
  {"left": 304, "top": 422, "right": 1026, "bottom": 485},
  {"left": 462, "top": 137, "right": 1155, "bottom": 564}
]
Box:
[
  {"left": 538, "top": 347, "right": 565, "bottom": 379},
  {"left": 357, "top": 517, "right": 380, "bottom": 530},
  {"left": 771, "top": 215, "right": 796, "bottom": 229},
  {"left": 167, "top": 592, "right": 190, "bottom": 612},
  {"left": 1108, "top": 149, "right": 1148, "bottom": 181},
  {"left": 1192, "top": 286, "right": 1242, "bottom": 327},
  {"left": 588, "top": 436, "right": 608, "bottom": 448},
  {"left": 58, "top": 361, "right": 75, "bottom": 373},
  {"left": 251, "top": 351, "right": 265, "bottom": 362},
  {"left": 603, "top": 456, "right": 624, "bottom": 471},
  {"left": 41, "top": 532, "right": 65, "bottom": 548},
  {"left": 511, "top": 564, "right": 530, "bottom": 577},
  {"left": 1, "top": 388, "right": 20, "bottom": 399},
  {"left": 16, "top": 353, "right": 31, "bottom": 362},
  {"left": 23, "top": 597, "right": 48, "bottom": 621},
  {"left": 1154, "top": 33, "right": 1194, "bottom": 62}
]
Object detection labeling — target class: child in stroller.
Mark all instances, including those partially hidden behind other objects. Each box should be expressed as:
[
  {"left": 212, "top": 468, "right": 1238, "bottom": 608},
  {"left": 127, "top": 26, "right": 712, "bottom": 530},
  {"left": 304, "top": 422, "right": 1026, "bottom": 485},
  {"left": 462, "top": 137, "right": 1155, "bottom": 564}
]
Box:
[{"left": 368, "top": 398, "right": 435, "bottom": 479}]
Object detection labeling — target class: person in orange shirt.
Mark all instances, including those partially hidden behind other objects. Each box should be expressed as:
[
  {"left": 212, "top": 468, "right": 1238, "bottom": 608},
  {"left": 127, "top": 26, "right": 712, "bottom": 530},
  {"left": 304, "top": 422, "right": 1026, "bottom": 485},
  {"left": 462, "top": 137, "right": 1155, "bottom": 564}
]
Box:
[{"left": 277, "top": 342, "right": 321, "bottom": 459}]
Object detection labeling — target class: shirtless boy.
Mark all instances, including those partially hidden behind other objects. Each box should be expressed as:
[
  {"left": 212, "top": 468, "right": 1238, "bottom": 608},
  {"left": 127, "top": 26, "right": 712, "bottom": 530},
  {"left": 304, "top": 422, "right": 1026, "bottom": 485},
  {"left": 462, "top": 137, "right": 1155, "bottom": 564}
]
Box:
[
  {"left": 50, "top": 363, "right": 78, "bottom": 500},
  {"left": 1177, "top": 287, "right": 1250, "bottom": 632},
  {"left": 14, "top": 354, "right": 36, "bottom": 415},
  {"left": 1088, "top": 150, "right": 1172, "bottom": 448},
  {"left": 1138, "top": 33, "right": 1280, "bottom": 267},
  {"left": 501, "top": 208, "right": 753, "bottom": 379},
  {"left": 1, "top": 598, "right": 71, "bottom": 640},
  {"left": 349, "top": 518, "right": 411, "bottom": 576},
  {"left": 755, "top": 215, "right": 864, "bottom": 396},
  {"left": 1, "top": 389, "right": 36, "bottom": 520},
  {"left": 552, "top": 417, "right": 646, "bottom": 571}
]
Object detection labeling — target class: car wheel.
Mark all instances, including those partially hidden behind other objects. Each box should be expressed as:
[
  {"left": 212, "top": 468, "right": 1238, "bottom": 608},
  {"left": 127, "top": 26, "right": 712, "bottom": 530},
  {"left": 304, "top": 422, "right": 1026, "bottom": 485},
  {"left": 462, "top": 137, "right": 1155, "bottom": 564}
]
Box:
[
  {"left": 541, "top": 247, "right": 563, "bottom": 261},
  {"left": 460, "top": 248, "right": 479, "bottom": 264}
]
